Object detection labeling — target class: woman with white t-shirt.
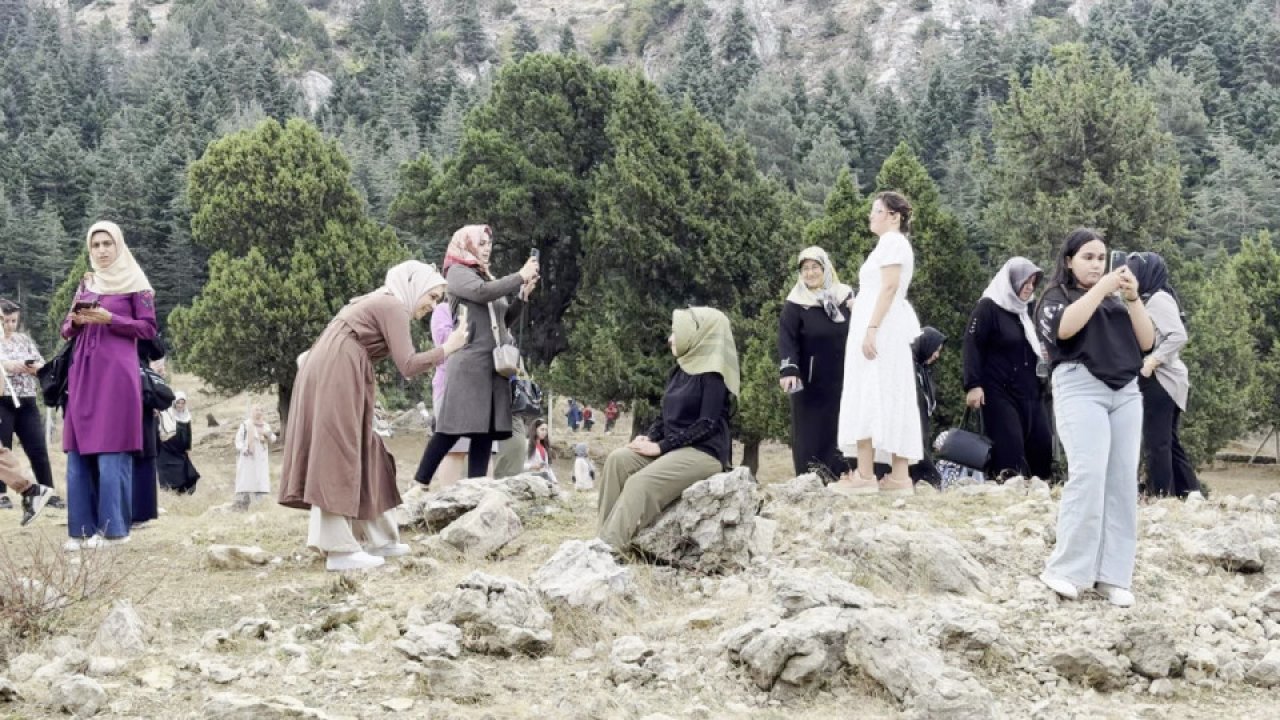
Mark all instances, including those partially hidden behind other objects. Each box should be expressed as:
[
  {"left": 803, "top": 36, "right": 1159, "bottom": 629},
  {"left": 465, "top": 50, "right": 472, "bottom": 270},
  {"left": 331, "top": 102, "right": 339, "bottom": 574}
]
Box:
[{"left": 830, "top": 191, "right": 922, "bottom": 497}]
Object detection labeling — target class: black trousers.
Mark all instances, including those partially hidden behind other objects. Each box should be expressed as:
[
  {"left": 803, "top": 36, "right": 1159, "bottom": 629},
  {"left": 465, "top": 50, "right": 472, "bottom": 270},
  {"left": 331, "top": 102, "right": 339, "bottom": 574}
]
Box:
[
  {"left": 981, "top": 386, "right": 1053, "bottom": 479},
  {"left": 1140, "top": 375, "right": 1199, "bottom": 497},
  {"left": 415, "top": 432, "right": 496, "bottom": 485},
  {"left": 0, "top": 396, "right": 54, "bottom": 491}
]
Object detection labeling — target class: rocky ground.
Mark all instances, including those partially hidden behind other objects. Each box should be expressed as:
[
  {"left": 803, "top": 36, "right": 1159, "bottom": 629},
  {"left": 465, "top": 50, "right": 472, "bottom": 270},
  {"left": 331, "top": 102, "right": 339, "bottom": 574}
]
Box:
[{"left": 2, "top": 375, "right": 1280, "bottom": 719}]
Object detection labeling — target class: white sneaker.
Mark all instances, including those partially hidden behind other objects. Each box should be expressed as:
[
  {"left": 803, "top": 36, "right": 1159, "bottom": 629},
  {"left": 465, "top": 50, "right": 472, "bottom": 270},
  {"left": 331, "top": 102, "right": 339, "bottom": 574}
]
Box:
[
  {"left": 63, "top": 538, "right": 84, "bottom": 552},
  {"left": 1185, "top": 491, "right": 1205, "bottom": 502},
  {"left": 325, "top": 551, "right": 385, "bottom": 572},
  {"left": 1039, "top": 571, "right": 1079, "bottom": 600},
  {"left": 81, "top": 535, "right": 104, "bottom": 550},
  {"left": 1097, "top": 582, "right": 1134, "bottom": 607},
  {"left": 367, "top": 543, "right": 410, "bottom": 558}
]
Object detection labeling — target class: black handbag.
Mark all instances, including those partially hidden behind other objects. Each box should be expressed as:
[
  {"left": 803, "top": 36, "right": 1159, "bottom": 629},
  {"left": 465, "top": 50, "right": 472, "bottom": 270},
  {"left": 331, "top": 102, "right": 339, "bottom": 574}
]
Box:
[
  {"left": 935, "top": 408, "right": 993, "bottom": 472},
  {"left": 141, "top": 366, "right": 175, "bottom": 412},
  {"left": 37, "top": 337, "right": 75, "bottom": 409},
  {"left": 511, "top": 370, "right": 543, "bottom": 418}
]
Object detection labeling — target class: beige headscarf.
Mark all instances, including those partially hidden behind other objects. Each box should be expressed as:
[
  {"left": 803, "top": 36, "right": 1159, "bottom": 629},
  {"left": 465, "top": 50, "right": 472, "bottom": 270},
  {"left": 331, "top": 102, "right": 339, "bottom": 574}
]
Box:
[
  {"left": 349, "top": 261, "right": 447, "bottom": 315},
  {"left": 85, "top": 221, "right": 153, "bottom": 295},
  {"left": 672, "top": 307, "right": 740, "bottom": 397},
  {"left": 442, "top": 225, "right": 493, "bottom": 278},
  {"left": 785, "top": 246, "right": 854, "bottom": 322}
]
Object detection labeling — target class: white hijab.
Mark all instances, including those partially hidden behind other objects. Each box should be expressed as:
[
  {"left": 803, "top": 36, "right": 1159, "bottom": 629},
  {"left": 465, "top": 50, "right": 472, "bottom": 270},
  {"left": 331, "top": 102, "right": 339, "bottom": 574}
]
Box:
[
  {"left": 785, "top": 246, "right": 854, "bottom": 323},
  {"left": 350, "top": 260, "right": 447, "bottom": 315},
  {"left": 159, "top": 391, "right": 190, "bottom": 439},
  {"left": 85, "top": 221, "right": 153, "bottom": 295},
  {"left": 981, "top": 257, "right": 1043, "bottom": 356}
]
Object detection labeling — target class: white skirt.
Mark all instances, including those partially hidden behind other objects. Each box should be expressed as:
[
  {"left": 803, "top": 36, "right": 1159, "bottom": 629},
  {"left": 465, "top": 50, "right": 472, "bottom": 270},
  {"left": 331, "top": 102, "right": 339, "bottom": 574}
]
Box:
[{"left": 837, "top": 299, "right": 923, "bottom": 462}]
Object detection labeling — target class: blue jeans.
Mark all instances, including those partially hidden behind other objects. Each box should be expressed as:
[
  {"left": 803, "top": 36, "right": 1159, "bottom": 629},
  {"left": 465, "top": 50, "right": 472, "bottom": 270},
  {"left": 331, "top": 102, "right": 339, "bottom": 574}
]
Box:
[
  {"left": 1045, "top": 364, "right": 1143, "bottom": 589},
  {"left": 66, "top": 451, "right": 132, "bottom": 539}
]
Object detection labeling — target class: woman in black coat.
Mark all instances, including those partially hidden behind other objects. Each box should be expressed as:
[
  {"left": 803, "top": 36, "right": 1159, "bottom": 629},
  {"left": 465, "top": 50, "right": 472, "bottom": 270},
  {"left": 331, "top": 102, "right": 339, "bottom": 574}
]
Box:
[
  {"left": 157, "top": 392, "right": 200, "bottom": 494},
  {"left": 910, "top": 328, "right": 946, "bottom": 487},
  {"left": 962, "top": 257, "right": 1053, "bottom": 480},
  {"left": 778, "top": 246, "right": 854, "bottom": 479}
]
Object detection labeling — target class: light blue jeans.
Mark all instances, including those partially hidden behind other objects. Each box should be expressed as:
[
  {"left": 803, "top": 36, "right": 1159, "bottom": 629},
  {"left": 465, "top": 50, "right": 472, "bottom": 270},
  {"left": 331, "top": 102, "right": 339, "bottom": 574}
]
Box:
[{"left": 1044, "top": 363, "right": 1143, "bottom": 589}]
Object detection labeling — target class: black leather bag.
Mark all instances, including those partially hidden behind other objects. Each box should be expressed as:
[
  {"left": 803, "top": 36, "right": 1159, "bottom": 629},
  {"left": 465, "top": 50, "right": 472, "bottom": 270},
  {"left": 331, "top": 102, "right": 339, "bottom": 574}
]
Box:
[
  {"left": 37, "top": 337, "right": 75, "bottom": 409},
  {"left": 935, "top": 408, "right": 993, "bottom": 472},
  {"left": 511, "top": 371, "right": 542, "bottom": 419}
]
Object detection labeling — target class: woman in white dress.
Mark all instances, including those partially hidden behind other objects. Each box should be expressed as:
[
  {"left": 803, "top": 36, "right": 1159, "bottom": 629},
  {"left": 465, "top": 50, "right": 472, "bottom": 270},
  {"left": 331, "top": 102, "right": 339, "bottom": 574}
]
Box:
[
  {"left": 234, "top": 404, "right": 276, "bottom": 510},
  {"left": 830, "top": 191, "right": 923, "bottom": 497}
]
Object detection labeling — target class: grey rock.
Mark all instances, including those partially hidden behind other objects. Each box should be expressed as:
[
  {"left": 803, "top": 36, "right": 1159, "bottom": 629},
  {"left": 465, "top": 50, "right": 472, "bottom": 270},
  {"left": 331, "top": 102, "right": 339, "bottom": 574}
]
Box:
[
  {"left": 930, "top": 610, "right": 1015, "bottom": 663},
  {"left": 750, "top": 517, "right": 778, "bottom": 559},
  {"left": 729, "top": 606, "right": 860, "bottom": 696},
  {"left": 0, "top": 676, "right": 19, "bottom": 702},
  {"left": 200, "top": 660, "right": 243, "bottom": 684},
  {"left": 1252, "top": 584, "right": 1280, "bottom": 614},
  {"left": 844, "top": 609, "right": 995, "bottom": 719},
  {"left": 438, "top": 491, "right": 523, "bottom": 556},
  {"left": 471, "top": 472, "right": 563, "bottom": 504},
  {"left": 1149, "top": 677, "right": 1175, "bottom": 697},
  {"left": 1047, "top": 647, "right": 1132, "bottom": 691},
  {"left": 88, "top": 600, "right": 148, "bottom": 657},
  {"left": 827, "top": 519, "right": 990, "bottom": 595},
  {"left": 50, "top": 675, "right": 107, "bottom": 717},
  {"left": 203, "top": 692, "right": 336, "bottom": 719},
  {"left": 207, "top": 545, "right": 273, "bottom": 569},
  {"left": 632, "top": 467, "right": 761, "bottom": 573},
  {"left": 421, "top": 572, "right": 552, "bottom": 656},
  {"left": 1118, "top": 623, "right": 1182, "bottom": 679},
  {"left": 230, "top": 617, "right": 277, "bottom": 640},
  {"left": 6, "top": 653, "right": 45, "bottom": 682},
  {"left": 608, "top": 635, "right": 660, "bottom": 686},
  {"left": 87, "top": 656, "right": 127, "bottom": 677},
  {"left": 299, "top": 71, "right": 333, "bottom": 116},
  {"left": 394, "top": 623, "right": 462, "bottom": 661},
  {"left": 1246, "top": 649, "right": 1280, "bottom": 688},
  {"left": 771, "top": 473, "right": 825, "bottom": 503},
  {"left": 532, "top": 539, "right": 637, "bottom": 612},
  {"left": 404, "top": 484, "right": 488, "bottom": 531},
  {"left": 320, "top": 604, "right": 361, "bottom": 632},
  {"left": 406, "top": 657, "right": 488, "bottom": 702},
  {"left": 1185, "top": 526, "right": 1264, "bottom": 573},
  {"left": 772, "top": 569, "right": 877, "bottom": 617}
]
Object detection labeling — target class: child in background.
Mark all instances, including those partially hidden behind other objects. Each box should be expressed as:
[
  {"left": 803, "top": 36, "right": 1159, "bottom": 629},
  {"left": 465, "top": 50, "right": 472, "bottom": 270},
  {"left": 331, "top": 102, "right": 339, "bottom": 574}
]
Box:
[{"left": 573, "top": 443, "right": 595, "bottom": 491}]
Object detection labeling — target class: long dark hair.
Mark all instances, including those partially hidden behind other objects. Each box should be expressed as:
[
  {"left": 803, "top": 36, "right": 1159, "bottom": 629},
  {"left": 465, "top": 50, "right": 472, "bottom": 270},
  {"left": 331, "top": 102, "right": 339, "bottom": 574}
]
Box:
[
  {"left": 526, "top": 418, "right": 548, "bottom": 459},
  {"left": 876, "top": 191, "right": 913, "bottom": 234},
  {"left": 1046, "top": 228, "right": 1106, "bottom": 292}
]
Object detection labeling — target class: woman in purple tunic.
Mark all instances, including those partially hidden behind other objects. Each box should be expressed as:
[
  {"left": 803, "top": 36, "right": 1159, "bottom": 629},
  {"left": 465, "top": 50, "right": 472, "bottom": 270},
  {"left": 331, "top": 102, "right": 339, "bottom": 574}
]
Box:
[{"left": 61, "top": 221, "right": 157, "bottom": 550}]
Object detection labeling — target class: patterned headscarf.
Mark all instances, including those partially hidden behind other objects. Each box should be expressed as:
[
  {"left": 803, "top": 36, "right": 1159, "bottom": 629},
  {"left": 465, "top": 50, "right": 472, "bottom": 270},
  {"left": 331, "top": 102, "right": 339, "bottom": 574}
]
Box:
[
  {"left": 785, "top": 246, "right": 854, "bottom": 323},
  {"left": 980, "top": 256, "right": 1043, "bottom": 357},
  {"left": 442, "top": 225, "right": 494, "bottom": 278}
]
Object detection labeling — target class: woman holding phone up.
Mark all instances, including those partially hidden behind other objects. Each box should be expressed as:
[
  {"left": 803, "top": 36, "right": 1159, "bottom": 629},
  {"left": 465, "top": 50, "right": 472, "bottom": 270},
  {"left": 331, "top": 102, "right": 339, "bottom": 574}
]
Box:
[{"left": 1036, "top": 229, "right": 1154, "bottom": 607}]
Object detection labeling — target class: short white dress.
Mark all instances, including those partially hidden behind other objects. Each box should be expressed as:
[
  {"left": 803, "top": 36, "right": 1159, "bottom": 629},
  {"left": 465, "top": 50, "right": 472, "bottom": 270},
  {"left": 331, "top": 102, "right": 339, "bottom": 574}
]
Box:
[{"left": 837, "top": 231, "right": 923, "bottom": 462}]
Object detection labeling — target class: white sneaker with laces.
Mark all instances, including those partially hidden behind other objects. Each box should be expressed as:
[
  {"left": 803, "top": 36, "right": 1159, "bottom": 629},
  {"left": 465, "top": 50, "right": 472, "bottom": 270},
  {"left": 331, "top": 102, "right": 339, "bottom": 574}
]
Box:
[
  {"left": 1097, "top": 582, "right": 1134, "bottom": 607},
  {"left": 1039, "top": 571, "right": 1079, "bottom": 600},
  {"left": 326, "top": 551, "right": 385, "bottom": 572}
]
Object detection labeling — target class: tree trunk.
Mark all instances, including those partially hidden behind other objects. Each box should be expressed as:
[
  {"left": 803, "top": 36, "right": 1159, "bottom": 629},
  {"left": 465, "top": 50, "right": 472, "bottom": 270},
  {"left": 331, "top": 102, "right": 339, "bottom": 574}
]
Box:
[
  {"left": 742, "top": 438, "right": 761, "bottom": 476},
  {"left": 277, "top": 382, "right": 293, "bottom": 438}
]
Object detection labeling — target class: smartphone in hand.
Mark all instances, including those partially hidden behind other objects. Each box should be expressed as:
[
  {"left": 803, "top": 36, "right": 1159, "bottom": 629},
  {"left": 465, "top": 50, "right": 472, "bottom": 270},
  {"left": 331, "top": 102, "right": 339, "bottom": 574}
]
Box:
[
  {"left": 72, "top": 301, "right": 100, "bottom": 313},
  {"left": 1108, "top": 250, "right": 1127, "bottom": 274}
]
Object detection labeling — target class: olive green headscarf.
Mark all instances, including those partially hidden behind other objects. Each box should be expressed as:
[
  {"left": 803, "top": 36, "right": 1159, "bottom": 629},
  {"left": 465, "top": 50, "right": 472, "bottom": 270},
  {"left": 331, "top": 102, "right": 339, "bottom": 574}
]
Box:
[{"left": 671, "top": 307, "right": 740, "bottom": 397}]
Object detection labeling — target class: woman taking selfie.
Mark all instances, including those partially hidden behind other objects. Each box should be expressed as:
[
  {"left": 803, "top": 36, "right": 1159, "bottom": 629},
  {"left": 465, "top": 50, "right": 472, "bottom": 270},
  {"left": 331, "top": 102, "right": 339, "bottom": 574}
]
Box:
[{"left": 1036, "top": 229, "right": 1154, "bottom": 607}]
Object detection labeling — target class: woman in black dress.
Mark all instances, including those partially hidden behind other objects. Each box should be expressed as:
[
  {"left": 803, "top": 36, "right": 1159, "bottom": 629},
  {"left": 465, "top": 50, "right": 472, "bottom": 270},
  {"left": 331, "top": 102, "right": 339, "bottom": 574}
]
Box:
[
  {"left": 778, "top": 246, "right": 854, "bottom": 479},
  {"left": 962, "top": 256, "right": 1053, "bottom": 480}
]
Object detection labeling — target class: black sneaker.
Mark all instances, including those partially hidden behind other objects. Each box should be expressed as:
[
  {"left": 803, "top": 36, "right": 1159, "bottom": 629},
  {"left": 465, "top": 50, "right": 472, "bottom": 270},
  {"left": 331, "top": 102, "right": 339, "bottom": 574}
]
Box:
[
  {"left": 21, "top": 485, "right": 52, "bottom": 526},
  {"left": 0, "top": 495, "right": 12, "bottom": 510},
  {"left": 47, "top": 494, "right": 66, "bottom": 509}
]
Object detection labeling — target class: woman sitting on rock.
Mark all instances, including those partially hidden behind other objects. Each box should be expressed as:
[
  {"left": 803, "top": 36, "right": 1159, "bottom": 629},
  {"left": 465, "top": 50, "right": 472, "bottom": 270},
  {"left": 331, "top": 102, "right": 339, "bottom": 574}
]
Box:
[{"left": 597, "top": 307, "right": 738, "bottom": 551}]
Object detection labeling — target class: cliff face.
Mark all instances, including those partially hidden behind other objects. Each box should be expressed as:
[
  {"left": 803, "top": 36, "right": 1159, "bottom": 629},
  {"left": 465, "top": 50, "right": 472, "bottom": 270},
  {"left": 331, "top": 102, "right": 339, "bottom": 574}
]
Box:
[{"left": 76, "top": 0, "right": 1103, "bottom": 90}]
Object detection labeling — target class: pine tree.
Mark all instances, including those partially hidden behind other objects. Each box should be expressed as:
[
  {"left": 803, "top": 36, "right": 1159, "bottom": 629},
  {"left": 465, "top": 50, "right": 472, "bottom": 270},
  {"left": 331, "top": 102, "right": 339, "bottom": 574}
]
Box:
[
  {"left": 983, "top": 44, "right": 1185, "bottom": 266},
  {"left": 1146, "top": 57, "right": 1210, "bottom": 183},
  {"left": 795, "top": 123, "right": 849, "bottom": 215},
  {"left": 558, "top": 24, "right": 576, "bottom": 55},
  {"left": 403, "top": 0, "right": 429, "bottom": 48},
  {"left": 719, "top": 3, "right": 759, "bottom": 107},
  {"left": 1230, "top": 233, "right": 1280, "bottom": 430},
  {"left": 1191, "top": 133, "right": 1280, "bottom": 253},
  {"left": 1179, "top": 257, "right": 1260, "bottom": 464},
  {"left": 511, "top": 18, "right": 539, "bottom": 62},
  {"left": 665, "top": 12, "right": 720, "bottom": 118},
  {"left": 803, "top": 168, "right": 870, "bottom": 282},
  {"left": 173, "top": 118, "right": 407, "bottom": 424},
  {"left": 723, "top": 74, "right": 801, "bottom": 184},
  {"left": 127, "top": 0, "right": 155, "bottom": 45},
  {"left": 455, "top": 0, "right": 490, "bottom": 66}
]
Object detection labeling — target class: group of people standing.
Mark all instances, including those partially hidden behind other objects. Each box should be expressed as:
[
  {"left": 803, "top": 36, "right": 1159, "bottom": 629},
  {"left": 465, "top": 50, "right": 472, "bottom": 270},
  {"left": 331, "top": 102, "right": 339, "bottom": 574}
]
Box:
[{"left": 776, "top": 193, "right": 1200, "bottom": 607}]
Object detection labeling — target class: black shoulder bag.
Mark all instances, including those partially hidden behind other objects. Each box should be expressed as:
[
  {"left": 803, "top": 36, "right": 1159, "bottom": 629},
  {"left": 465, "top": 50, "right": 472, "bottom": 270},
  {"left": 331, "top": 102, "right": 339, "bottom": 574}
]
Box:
[{"left": 935, "top": 408, "right": 993, "bottom": 472}]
